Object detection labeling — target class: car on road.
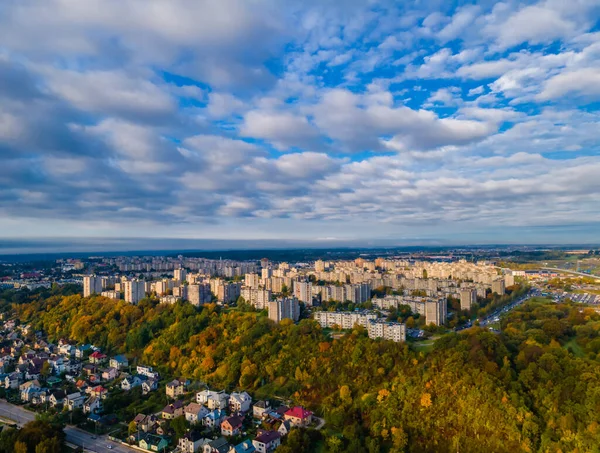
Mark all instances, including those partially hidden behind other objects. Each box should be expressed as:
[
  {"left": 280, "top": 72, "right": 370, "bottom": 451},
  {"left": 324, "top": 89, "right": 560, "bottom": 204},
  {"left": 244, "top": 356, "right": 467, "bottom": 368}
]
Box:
[{"left": 107, "top": 446, "right": 113, "bottom": 450}]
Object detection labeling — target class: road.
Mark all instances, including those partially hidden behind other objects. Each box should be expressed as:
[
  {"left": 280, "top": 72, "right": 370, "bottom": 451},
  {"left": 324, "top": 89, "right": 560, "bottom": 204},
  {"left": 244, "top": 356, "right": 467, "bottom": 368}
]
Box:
[
  {"left": 0, "top": 400, "right": 137, "bottom": 452},
  {"left": 455, "top": 290, "right": 538, "bottom": 332},
  {"left": 541, "top": 267, "right": 600, "bottom": 280}
]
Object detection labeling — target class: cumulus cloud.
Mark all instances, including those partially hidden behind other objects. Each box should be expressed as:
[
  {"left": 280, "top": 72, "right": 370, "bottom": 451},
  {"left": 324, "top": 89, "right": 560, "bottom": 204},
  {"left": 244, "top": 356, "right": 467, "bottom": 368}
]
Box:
[{"left": 0, "top": 0, "right": 598, "bottom": 241}]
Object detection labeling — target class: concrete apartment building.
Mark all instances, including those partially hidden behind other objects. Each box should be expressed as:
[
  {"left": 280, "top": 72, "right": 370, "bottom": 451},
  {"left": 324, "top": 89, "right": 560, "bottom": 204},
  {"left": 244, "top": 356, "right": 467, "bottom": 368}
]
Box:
[
  {"left": 367, "top": 320, "right": 406, "bottom": 342},
  {"left": 425, "top": 298, "right": 447, "bottom": 326},
  {"left": 460, "top": 288, "right": 477, "bottom": 311},
  {"left": 313, "top": 311, "right": 377, "bottom": 329},
  {"left": 268, "top": 298, "right": 300, "bottom": 323},
  {"left": 123, "top": 280, "right": 146, "bottom": 304},
  {"left": 293, "top": 281, "right": 313, "bottom": 306},
  {"left": 174, "top": 268, "right": 187, "bottom": 283},
  {"left": 188, "top": 283, "right": 212, "bottom": 306},
  {"left": 241, "top": 288, "right": 272, "bottom": 310},
  {"left": 83, "top": 275, "right": 102, "bottom": 297},
  {"left": 492, "top": 279, "right": 506, "bottom": 296}
]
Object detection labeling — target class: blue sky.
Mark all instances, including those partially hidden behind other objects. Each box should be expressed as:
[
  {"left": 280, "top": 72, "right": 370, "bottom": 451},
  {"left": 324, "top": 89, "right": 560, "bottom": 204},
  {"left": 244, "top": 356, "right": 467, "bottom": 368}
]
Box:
[{"left": 0, "top": 0, "right": 599, "bottom": 245}]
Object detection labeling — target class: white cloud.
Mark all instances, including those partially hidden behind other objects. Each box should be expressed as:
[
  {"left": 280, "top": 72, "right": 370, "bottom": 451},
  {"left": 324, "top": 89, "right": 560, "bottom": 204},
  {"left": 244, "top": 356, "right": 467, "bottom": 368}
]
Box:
[
  {"left": 240, "top": 110, "right": 321, "bottom": 150},
  {"left": 538, "top": 68, "right": 600, "bottom": 100}
]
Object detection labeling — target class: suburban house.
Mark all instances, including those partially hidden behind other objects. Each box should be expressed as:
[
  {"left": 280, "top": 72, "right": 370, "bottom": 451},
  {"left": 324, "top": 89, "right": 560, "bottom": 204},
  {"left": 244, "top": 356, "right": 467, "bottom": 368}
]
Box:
[
  {"left": 142, "top": 378, "right": 158, "bottom": 395},
  {"left": 137, "top": 365, "right": 159, "bottom": 380},
  {"left": 84, "top": 395, "right": 102, "bottom": 414},
  {"left": 166, "top": 379, "right": 186, "bottom": 398},
  {"left": 204, "top": 437, "right": 230, "bottom": 453},
  {"left": 277, "top": 421, "right": 291, "bottom": 437},
  {"left": 221, "top": 415, "right": 244, "bottom": 437},
  {"left": 197, "top": 390, "right": 229, "bottom": 409},
  {"left": 252, "top": 401, "right": 270, "bottom": 419},
  {"left": 139, "top": 433, "right": 169, "bottom": 451},
  {"left": 65, "top": 392, "right": 86, "bottom": 410},
  {"left": 134, "top": 414, "right": 160, "bottom": 433},
  {"left": 89, "top": 351, "right": 107, "bottom": 364},
  {"left": 19, "top": 380, "right": 41, "bottom": 402},
  {"left": 162, "top": 400, "right": 185, "bottom": 419},
  {"left": 109, "top": 355, "right": 128, "bottom": 370},
  {"left": 229, "top": 440, "right": 256, "bottom": 453},
  {"left": 283, "top": 406, "right": 313, "bottom": 427},
  {"left": 5, "top": 371, "right": 22, "bottom": 389},
  {"left": 101, "top": 367, "right": 118, "bottom": 381},
  {"left": 252, "top": 431, "right": 281, "bottom": 453},
  {"left": 49, "top": 389, "right": 66, "bottom": 407},
  {"left": 178, "top": 430, "right": 207, "bottom": 453},
  {"left": 90, "top": 385, "right": 108, "bottom": 399},
  {"left": 203, "top": 409, "right": 226, "bottom": 428},
  {"left": 229, "top": 392, "right": 252, "bottom": 413},
  {"left": 185, "top": 402, "right": 210, "bottom": 423},
  {"left": 121, "top": 375, "right": 143, "bottom": 391}
]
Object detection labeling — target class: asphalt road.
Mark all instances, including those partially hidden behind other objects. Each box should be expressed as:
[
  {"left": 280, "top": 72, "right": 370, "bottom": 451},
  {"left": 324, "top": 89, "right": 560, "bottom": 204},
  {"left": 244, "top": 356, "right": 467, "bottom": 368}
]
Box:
[{"left": 0, "top": 400, "right": 136, "bottom": 453}]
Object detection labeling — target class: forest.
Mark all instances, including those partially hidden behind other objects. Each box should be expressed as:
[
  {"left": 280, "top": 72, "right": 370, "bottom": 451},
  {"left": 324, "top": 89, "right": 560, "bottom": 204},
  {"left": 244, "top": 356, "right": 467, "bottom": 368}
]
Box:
[{"left": 6, "top": 288, "right": 600, "bottom": 452}]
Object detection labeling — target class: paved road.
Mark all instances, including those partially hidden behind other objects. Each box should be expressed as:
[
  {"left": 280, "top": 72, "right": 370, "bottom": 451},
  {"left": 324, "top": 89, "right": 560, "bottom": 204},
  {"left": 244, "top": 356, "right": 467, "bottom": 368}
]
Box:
[{"left": 0, "top": 400, "right": 136, "bottom": 452}]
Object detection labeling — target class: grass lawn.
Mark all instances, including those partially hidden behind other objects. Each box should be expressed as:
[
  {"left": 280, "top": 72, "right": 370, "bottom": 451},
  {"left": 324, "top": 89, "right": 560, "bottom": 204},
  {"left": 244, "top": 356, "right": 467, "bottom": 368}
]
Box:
[
  {"left": 412, "top": 339, "right": 435, "bottom": 352},
  {"left": 564, "top": 338, "right": 585, "bottom": 358}
]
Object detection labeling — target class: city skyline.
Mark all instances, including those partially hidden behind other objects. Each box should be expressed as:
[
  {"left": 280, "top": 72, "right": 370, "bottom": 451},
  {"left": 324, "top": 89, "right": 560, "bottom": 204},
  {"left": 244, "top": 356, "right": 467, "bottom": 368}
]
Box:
[{"left": 1, "top": 0, "right": 599, "bottom": 244}]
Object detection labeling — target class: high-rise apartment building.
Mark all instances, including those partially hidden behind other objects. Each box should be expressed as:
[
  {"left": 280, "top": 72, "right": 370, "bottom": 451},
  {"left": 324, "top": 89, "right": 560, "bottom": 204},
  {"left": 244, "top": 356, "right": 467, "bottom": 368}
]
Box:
[
  {"left": 293, "top": 281, "right": 313, "bottom": 306},
  {"left": 123, "top": 280, "right": 146, "bottom": 304},
  {"left": 268, "top": 298, "right": 300, "bottom": 323},
  {"left": 460, "top": 288, "right": 477, "bottom": 311},
  {"left": 425, "top": 299, "right": 447, "bottom": 326},
  {"left": 492, "top": 279, "right": 506, "bottom": 296},
  {"left": 83, "top": 275, "right": 103, "bottom": 297},
  {"left": 188, "top": 283, "right": 212, "bottom": 306},
  {"left": 174, "top": 268, "right": 187, "bottom": 283}
]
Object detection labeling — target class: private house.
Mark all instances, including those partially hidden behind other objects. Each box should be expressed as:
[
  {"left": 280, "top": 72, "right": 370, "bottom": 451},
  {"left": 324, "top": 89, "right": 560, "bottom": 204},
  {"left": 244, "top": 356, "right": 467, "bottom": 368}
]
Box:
[
  {"left": 277, "top": 421, "right": 291, "bottom": 437},
  {"left": 142, "top": 378, "right": 158, "bottom": 395},
  {"left": 20, "top": 380, "right": 41, "bottom": 402},
  {"left": 283, "top": 406, "right": 313, "bottom": 427},
  {"left": 229, "top": 392, "right": 252, "bottom": 413},
  {"left": 178, "top": 430, "right": 207, "bottom": 453},
  {"left": 229, "top": 441, "right": 256, "bottom": 453},
  {"left": 5, "top": 371, "right": 22, "bottom": 389},
  {"left": 84, "top": 395, "right": 102, "bottom": 414},
  {"left": 137, "top": 365, "right": 159, "bottom": 380},
  {"left": 49, "top": 389, "right": 66, "bottom": 407},
  {"left": 197, "top": 390, "right": 229, "bottom": 410},
  {"left": 90, "top": 385, "right": 108, "bottom": 399},
  {"left": 203, "top": 409, "right": 226, "bottom": 428},
  {"left": 139, "top": 433, "right": 169, "bottom": 452},
  {"left": 134, "top": 414, "right": 160, "bottom": 433},
  {"left": 252, "top": 401, "right": 270, "bottom": 419},
  {"left": 185, "top": 402, "right": 210, "bottom": 423},
  {"left": 252, "top": 431, "right": 281, "bottom": 453},
  {"left": 101, "top": 367, "right": 118, "bottom": 381},
  {"left": 204, "top": 437, "right": 230, "bottom": 453},
  {"left": 89, "top": 351, "right": 107, "bottom": 364},
  {"left": 109, "top": 355, "right": 128, "bottom": 370},
  {"left": 121, "top": 375, "right": 143, "bottom": 391},
  {"left": 162, "top": 400, "right": 185, "bottom": 419},
  {"left": 166, "top": 379, "right": 186, "bottom": 398},
  {"left": 221, "top": 415, "right": 244, "bottom": 437},
  {"left": 65, "top": 392, "right": 86, "bottom": 410},
  {"left": 75, "top": 344, "right": 93, "bottom": 359}
]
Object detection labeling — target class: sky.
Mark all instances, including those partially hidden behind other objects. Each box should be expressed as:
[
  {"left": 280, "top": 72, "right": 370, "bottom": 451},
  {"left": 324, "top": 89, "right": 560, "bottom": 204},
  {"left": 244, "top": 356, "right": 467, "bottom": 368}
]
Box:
[{"left": 0, "top": 0, "right": 599, "bottom": 247}]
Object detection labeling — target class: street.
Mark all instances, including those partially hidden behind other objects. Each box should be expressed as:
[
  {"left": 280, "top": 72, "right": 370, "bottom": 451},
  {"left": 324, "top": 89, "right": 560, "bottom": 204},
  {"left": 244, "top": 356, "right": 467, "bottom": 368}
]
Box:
[{"left": 0, "top": 400, "right": 137, "bottom": 452}]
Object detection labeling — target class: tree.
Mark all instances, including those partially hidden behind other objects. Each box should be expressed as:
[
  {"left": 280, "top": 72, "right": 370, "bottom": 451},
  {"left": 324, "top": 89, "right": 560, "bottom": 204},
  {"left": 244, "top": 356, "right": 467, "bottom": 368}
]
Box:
[
  {"left": 128, "top": 421, "right": 138, "bottom": 435},
  {"left": 14, "top": 441, "right": 27, "bottom": 453}
]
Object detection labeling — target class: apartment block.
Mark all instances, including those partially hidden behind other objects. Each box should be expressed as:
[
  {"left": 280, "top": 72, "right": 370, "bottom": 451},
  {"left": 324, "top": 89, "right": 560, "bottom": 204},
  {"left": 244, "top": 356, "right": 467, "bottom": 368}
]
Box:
[{"left": 268, "top": 298, "right": 300, "bottom": 323}]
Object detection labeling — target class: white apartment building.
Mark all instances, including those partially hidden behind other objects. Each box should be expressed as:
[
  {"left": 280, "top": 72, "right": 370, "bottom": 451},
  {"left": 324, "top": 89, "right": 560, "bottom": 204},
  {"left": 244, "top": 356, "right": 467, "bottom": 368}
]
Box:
[
  {"left": 268, "top": 298, "right": 300, "bottom": 323},
  {"left": 460, "top": 288, "right": 477, "bottom": 311},
  {"left": 188, "top": 283, "right": 212, "bottom": 306},
  {"left": 313, "top": 311, "right": 377, "bottom": 329},
  {"left": 83, "top": 275, "right": 102, "bottom": 297},
  {"left": 123, "top": 280, "right": 146, "bottom": 304},
  {"left": 293, "top": 281, "right": 313, "bottom": 306},
  {"left": 367, "top": 320, "right": 406, "bottom": 342}
]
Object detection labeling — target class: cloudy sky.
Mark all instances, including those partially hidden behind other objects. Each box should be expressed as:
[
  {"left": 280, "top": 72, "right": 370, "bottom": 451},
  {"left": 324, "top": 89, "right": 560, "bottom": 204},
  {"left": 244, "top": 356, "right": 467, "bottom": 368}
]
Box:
[{"left": 0, "top": 0, "right": 599, "bottom": 247}]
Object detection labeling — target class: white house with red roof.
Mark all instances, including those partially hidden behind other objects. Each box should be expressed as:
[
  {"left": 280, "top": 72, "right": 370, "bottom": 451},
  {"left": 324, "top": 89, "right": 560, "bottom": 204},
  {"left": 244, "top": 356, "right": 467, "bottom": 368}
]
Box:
[{"left": 283, "top": 406, "right": 312, "bottom": 427}]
